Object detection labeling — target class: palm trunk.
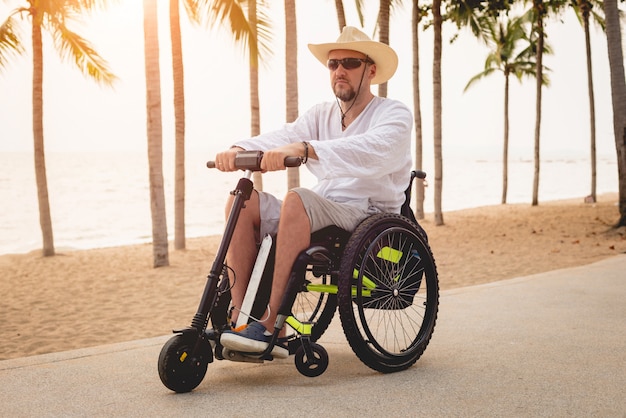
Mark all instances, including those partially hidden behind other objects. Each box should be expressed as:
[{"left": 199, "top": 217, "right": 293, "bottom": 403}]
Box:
[
  {"left": 531, "top": 4, "right": 544, "bottom": 207},
  {"left": 334, "top": 0, "right": 346, "bottom": 32},
  {"left": 432, "top": 0, "right": 444, "bottom": 226},
  {"left": 170, "top": 0, "right": 186, "bottom": 250},
  {"left": 412, "top": 0, "right": 424, "bottom": 220},
  {"left": 377, "top": 0, "right": 390, "bottom": 98},
  {"left": 583, "top": 11, "right": 597, "bottom": 203},
  {"left": 285, "top": 0, "right": 300, "bottom": 190},
  {"left": 32, "top": 20, "right": 55, "bottom": 257},
  {"left": 248, "top": 0, "right": 263, "bottom": 190},
  {"left": 144, "top": 0, "right": 169, "bottom": 267},
  {"left": 502, "top": 72, "right": 510, "bottom": 204},
  {"left": 603, "top": 0, "right": 626, "bottom": 226}
]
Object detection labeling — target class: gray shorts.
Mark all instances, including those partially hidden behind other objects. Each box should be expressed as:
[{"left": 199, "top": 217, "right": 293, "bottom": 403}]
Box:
[{"left": 258, "top": 187, "right": 375, "bottom": 240}]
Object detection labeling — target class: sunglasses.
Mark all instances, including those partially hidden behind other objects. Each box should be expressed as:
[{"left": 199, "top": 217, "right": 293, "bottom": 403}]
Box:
[{"left": 327, "top": 57, "right": 373, "bottom": 71}]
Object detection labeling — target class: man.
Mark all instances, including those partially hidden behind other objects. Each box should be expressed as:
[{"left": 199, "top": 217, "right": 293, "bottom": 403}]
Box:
[{"left": 214, "top": 26, "right": 413, "bottom": 358}]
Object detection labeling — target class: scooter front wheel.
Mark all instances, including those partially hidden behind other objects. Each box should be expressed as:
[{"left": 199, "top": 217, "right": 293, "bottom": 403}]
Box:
[{"left": 158, "top": 333, "right": 209, "bottom": 393}]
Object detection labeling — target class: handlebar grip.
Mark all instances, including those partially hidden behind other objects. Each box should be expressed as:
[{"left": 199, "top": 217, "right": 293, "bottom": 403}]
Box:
[
  {"left": 415, "top": 170, "right": 427, "bottom": 179},
  {"left": 284, "top": 156, "right": 302, "bottom": 167},
  {"left": 206, "top": 161, "right": 216, "bottom": 169}
]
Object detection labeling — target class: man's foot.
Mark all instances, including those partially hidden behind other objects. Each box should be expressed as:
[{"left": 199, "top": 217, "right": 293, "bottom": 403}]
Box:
[
  {"left": 205, "top": 323, "right": 247, "bottom": 342},
  {"left": 220, "top": 322, "right": 289, "bottom": 359}
]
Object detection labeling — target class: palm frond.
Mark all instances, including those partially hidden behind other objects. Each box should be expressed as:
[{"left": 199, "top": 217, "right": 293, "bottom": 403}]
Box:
[
  {"left": 0, "top": 16, "right": 25, "bottom": 72},
  {"left": 464, "top": 68, "right": 497, "bottom": 92},
  {"left": 253, "top": 2, "right": 274, "bottom": 60},
  {"left": 590, "top": 9, "right": 606, "bottom": 31},
  {"left": 197, "top": 0, "right": 273, "bottom": 63},
  {"left": 49, "top": 19, "right": 117, "bottom": 86},
  {"left": 354, "top": 0, "right": 365, "bottom": 27},
  {"left": 183, "top": 0, "right": 204, "bottom": 25}
]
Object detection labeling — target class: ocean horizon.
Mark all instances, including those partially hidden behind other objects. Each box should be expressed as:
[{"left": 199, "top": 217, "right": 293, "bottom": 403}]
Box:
[{"left": 0, "top": 150, "right": 619, "bottom": 255}]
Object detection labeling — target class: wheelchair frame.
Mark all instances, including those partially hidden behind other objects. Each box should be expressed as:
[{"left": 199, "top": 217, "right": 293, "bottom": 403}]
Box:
[{"left": 158, "top": 151, "right": 439, "bottom": 393}]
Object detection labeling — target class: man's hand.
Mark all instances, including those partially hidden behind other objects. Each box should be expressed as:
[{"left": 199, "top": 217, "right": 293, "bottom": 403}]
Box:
[
  {"left": 214, "top": 146, "right": 243, "bottom": 171},
  {"left": 262, "top": 142, "right": 311, "bottom": 171}
]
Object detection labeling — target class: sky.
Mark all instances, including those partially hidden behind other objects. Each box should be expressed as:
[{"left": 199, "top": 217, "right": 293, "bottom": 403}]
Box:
[{"left": 0, "top": 1, "right": 623, "bottom": 161}]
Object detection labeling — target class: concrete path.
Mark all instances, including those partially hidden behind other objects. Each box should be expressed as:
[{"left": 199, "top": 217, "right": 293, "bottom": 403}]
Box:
[{"left": 1, "top": 255, "right": 625, "bottom": 417}]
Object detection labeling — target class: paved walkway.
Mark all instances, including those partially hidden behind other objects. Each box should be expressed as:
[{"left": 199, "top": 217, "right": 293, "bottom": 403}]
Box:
[{"left": 1, "top": 255, "right": 625, "bottom": 417}]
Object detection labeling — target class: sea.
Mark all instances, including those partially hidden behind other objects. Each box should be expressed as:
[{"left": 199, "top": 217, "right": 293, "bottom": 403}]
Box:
[{"left": 0, "top": 150, "right": 619, "bottom": 255}]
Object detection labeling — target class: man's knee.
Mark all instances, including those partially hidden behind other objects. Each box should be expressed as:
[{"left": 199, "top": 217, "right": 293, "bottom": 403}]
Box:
[
  {"left": 282, "top": 190, "right": 306, "bottom": 215},
  {"left": 226, "top": 190, "right": 260, "bottom": 224},
  {"left": 279, "top": 191, "right": 310, "bottom": 234}
]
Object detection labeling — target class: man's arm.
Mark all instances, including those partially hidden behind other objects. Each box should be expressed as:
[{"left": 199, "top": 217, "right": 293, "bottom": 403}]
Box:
[{"left": 261, "top": 141, "right": 317, "bottom": 171}]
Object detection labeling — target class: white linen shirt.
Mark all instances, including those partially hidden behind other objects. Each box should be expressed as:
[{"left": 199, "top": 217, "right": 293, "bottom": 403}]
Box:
[{"left": 233, "top": 96, "right": 413, "bottom": 214}]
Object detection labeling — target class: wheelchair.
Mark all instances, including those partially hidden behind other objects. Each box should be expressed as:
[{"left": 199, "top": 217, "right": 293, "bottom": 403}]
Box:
[{"left": 158, "top": 151, "right": 439, "bottom": 393}]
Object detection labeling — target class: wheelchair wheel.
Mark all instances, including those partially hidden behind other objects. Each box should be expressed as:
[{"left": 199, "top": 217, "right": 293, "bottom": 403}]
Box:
[
  {"left": 288, "top": 241, "right": 339, "bottom": 354},
  {"left": 337, "top": 213, "right": 439, "bottom": 373},
  {"left": 291, "top": 267, "right": 337, "bottom": 341}
]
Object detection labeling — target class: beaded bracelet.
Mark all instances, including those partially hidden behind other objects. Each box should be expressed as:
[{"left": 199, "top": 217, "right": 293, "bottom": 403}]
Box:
[{"left": 301, "top": 141, "right": 309, "bottom": 164}]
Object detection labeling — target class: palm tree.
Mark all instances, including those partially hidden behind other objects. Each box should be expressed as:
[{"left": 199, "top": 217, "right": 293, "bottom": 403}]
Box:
[
  {"left": 464, "top": 14, "right": 547, "bottom": 204},
  {"left": 571, "top": 0, "right": 605, "bottom": 203},
  {"left": 0, "top": 0, "right": 116, "bottom": 257},
  {"left": 285, "top": 0, "right": 300, "bottom": 190},
  {"left": 412, "top": 0, "right": 425, "bottom": 220},
  {"left": 432, "top": 0, "right": 443, "bottom": 225},
  {"left": 143, "top": 0, "right": 169, "bottom": 267},
  {"left": 527, "top": 0, "right": 567, "bottom": 206},
  {"left": 447, "top": 1, "right": 570, "bottom": 208},
  {"left": 603, "top": 0, "right": 626, "bottom": 227}
]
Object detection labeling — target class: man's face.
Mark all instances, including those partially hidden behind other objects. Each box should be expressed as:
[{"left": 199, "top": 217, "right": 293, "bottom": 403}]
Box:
[{"left": 328, "top": 49, "right": 373, "bottom": 102}]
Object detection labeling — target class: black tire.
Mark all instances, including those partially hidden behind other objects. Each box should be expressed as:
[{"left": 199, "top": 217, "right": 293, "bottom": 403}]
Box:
[
  {"left": 294, "top": 343, "right": 329, "bottom": 377},
  {"left": 158, "top": 333, "right": 209, "bottom": 393},
  {"left": 337, "top": 213, "right": 439, "bottom": 373}
]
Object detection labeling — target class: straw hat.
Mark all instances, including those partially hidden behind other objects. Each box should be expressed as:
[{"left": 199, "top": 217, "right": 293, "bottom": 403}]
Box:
[{"left": 307, "top": 26, "right": 398, "bottom": 85}]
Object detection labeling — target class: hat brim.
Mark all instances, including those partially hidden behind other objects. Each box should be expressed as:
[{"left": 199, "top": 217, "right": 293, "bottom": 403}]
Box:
[{"left": 307, "top": 40, "right": 398, "bottom": 85}]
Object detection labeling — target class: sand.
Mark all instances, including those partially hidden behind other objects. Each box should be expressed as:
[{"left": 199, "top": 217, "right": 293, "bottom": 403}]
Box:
[{"left": 1, "top": 193, "right": 624, "bottom": 361}]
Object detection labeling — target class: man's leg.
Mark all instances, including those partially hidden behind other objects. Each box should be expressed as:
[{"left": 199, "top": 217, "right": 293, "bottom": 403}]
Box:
[
  {"left": 224, "top": 190, "right": 261, "bottom": 324},
  {"left": 219, "top": 190, "right": 309, "bottom": 358},
  {"left": 265, "top": 191, "right": 311, "bottom": 333}
]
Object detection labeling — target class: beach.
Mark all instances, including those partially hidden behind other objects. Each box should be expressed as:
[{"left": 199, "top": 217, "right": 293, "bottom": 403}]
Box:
[{"left": 1, "top": 194, "right": 624, "bottom": 361}]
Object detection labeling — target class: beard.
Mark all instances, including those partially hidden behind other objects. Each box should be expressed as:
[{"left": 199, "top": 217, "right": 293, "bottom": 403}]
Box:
[{"left": 333, "top": 82, "right": 356, "bottom": 102}]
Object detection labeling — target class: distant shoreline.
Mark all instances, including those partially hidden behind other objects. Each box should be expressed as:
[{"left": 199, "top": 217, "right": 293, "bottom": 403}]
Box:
[
  {"left": 1, "top": 149, "right": 620, "bottom": 255},
  {"left": 4, "top": 192, "right": 621, "bottom": 257}
]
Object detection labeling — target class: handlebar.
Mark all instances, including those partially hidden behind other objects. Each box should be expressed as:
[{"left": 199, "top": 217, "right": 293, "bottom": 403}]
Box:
[
  {"left": 415, "top": 170, "right": 426, "bottom": 179},
  {"left": 207, "top": 150, "right": 427, "bottom": 182},
  {"left": 207, "top": 150, "right": 301, "bottom": 171}
]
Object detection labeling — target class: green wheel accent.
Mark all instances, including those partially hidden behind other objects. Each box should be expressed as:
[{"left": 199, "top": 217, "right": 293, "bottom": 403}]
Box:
[
  {"left": 285, "top": 316, "right": 313, "bottom": 336},
  {"left": 306, "top": 283, "right": 338, "bottom": 294}
]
